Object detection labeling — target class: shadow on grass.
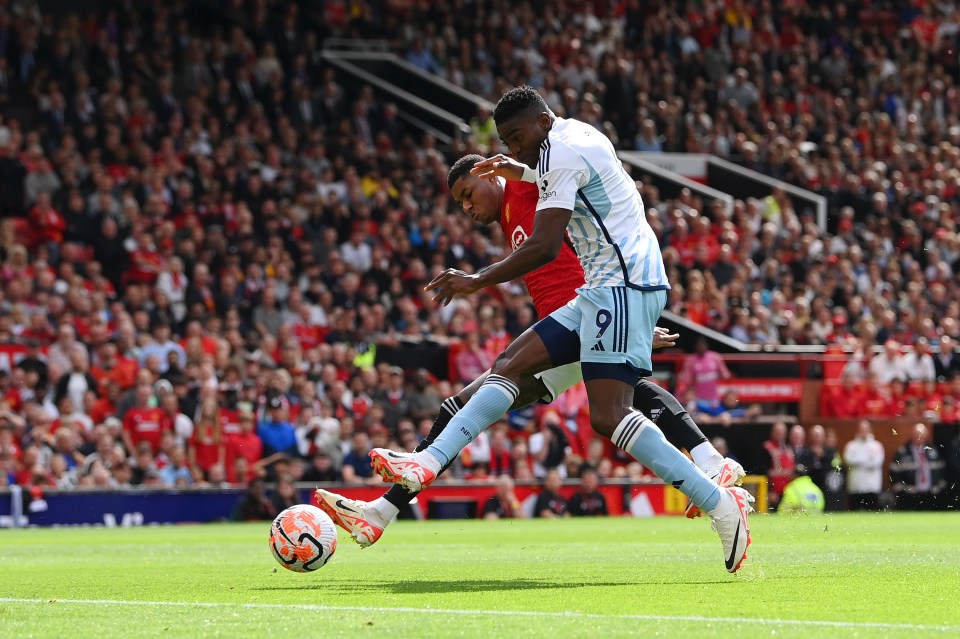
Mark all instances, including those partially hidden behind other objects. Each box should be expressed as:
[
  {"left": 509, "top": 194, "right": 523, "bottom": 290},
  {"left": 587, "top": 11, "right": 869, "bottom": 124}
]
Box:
[{"left": 252, "top": 577, "right": 738, "bottom": 593}]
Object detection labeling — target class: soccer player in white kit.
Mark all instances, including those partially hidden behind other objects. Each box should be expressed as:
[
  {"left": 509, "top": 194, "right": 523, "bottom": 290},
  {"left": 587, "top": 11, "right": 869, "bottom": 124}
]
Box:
[{"left": 371, "top": 86, "right": 753, "bottom": 572}]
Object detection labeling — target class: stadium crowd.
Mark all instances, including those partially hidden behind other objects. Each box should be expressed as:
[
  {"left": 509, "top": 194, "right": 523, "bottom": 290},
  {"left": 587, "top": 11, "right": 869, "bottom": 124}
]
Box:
[{"left": 0, "top": 0, "right": 958, "bottom": 513}]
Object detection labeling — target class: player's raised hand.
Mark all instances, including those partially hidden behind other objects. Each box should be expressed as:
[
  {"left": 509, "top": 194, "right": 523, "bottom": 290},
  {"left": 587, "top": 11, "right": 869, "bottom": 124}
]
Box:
[
  {"left": 425, "top": 268, "right": 482, "bottom": 306},
  {"left": 470, "top": 154, "right": 527, "bottom": 181},
  {"left": 652, "top": 326, "right": 679, "bottom": 349}
]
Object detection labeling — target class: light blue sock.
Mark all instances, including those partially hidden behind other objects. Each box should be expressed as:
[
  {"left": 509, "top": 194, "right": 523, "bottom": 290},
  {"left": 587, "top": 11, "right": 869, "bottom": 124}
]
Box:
[
  {"left": 426, "top": 375, "right": 519, "bottom": 467},
  {"left": 613, "top": 411, "right": 721, "bottom": 512}
]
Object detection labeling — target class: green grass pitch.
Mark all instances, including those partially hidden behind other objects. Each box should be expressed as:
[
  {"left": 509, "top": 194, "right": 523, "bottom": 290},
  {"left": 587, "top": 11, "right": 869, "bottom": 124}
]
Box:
[{"left": 2, "top": 513, "right": 959, "bottom": 638}]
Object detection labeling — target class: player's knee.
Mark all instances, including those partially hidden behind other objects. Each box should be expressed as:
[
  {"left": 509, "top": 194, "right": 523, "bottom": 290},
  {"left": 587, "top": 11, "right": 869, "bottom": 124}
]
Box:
[
  {"left": 490, "top": 351, "right": 521, "bottom": 380},
  {"left": 589, "top": 404, "right": 626, "bottom": 438}
]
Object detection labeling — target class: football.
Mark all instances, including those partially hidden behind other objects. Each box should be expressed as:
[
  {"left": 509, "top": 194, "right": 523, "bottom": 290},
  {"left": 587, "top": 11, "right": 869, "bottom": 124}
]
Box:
[{"left": 269, "top": 504, "right": 339, "bottom": 572}]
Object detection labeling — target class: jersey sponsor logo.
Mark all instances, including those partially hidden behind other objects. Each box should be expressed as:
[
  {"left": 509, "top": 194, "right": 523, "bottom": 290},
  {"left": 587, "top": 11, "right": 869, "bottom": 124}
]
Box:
[
  {"left": 511, "top": 227, "right": 528, "bottom": 251},
  {"left": 539, "top": 179, "right": 556, "bottom": 201}
]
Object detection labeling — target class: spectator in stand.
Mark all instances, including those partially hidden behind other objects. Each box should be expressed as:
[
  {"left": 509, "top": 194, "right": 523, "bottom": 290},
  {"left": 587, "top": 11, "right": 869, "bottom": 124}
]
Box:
[
  {"left": 302, "top": 451, "right": 340, "bottom": 483},
  {"left": 528, "top": 410, "right": 570, "bottom": 479},
  {"left": 54, "top": 350, "right": 98, "bottom": 412},
  {"left": 160, "top": 392, "right": 193, "bottom": 448},
  {"left": 487, "top": 425, "right": 513, "bottom": 477},
  {"left": 231, "top": 477, "right": 276, "bottom": 521},
  {"left": 226, "top": 411, "right": 262, "bottom": 483},
  {"left": 934, "top": 337, "right": 960, "bottom": 382},
  {"left": 690, "top": 389, "right": 762, "bottom": 424},
  {"left": 341, "top": 430, "right": 376, "bottom": 484},
  {"left": 534, "top": 469, "right": 568, "bottom": 519},
  {"left": 159, "top": 445, "right": 192, "bottom": 487},
  {"left": 453, "top": 332, "right": 494, "bottom": 386},
  {"left": 483, "top": 474, "right": 523, "bottom": 520},
  {"left": 869, "top": 341, "right": 907, "bottom": 385},
  {"left": 257, "top": 397, "right": 297, "bottom": 458},
  {"left": 763, "top": 421, "right": 795, "bottom": 510},
  {"left": 567, "top": 469, "right": 608, "bottom": 517},
  {"left": 861, "top": 374, "right": 894, "bottom": 418},
  {"left": 406, "top": 368, "right": 441, "bottom": 423},
  {"left": 463, "top": 428, "right": 491, "bottom": 473},
  {"left": 890, "top": 423, "right": 948, "bottom": 511},
  {"left": 677, "top": 338, "right": 732, "bottom": 410},
  {"left": 46, "top": 323, "right": 87, "bottom": 384},
  {"left": 579, "top": 438, "right": 606, "bottom": 476},
  {"left": 903, "top": 338, "right": 936, "bottom": 383},
  {"left": 788, "top": 425, "right": 806, "bottom": 460},
  {"left": 270, "top": 475, "right": 300, "bottom": 513},
  {"left": 371, "top": 367, "right": 409, "bottom": 432},
  {"left": 140, "top": 320, "right": 186, "bottom": 374},
  {"left": 843, "top": 420, "right": 886, "bottom": 511},
  {"left": 189, "top": 398, "right": 224, "bottom": 480},
  {"left": 121, "top": 382, "right": 168, "bottom": 455},
  {"left": 155, "top": 256, "right": 188, "bottom": 326},
  {"left": 820, "top": 370, "right": 866, "bottom": 418}
]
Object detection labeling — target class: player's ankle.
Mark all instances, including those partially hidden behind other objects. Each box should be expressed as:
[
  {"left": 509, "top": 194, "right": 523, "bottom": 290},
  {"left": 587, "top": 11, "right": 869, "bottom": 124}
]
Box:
[
  {"left": 416, "top": 449, "right": 443, "bottom": 473},
  {"left": 367, "top": 497, "right": 398, "bottom": 528},
  {"left": 706, "top": 488, "right": 733, "bottom": 518}
]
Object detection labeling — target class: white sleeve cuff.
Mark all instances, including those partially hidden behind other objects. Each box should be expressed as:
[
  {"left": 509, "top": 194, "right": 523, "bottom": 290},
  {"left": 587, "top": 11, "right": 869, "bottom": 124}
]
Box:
[{"left": 521, "top": 165, "right": 537, "bottom": 183}]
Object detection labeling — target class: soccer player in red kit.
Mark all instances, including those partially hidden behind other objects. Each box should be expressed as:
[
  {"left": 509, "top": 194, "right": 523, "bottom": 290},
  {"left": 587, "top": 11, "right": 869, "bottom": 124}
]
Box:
[{"left": 315, "top": 155, "right": 741, "bottom": 546}]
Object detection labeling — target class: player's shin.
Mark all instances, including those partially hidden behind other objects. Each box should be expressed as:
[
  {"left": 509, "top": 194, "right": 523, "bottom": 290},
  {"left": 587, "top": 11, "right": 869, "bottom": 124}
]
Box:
[
  {"left": 415, "top": 396, "right": 464, "bottom": 453},
  {"left": 655, "top": 403, "right": 723, "bottom": 470},
  {"left": 637, "top": 380, "right": 723, "bottom": 469},
  {"left": 426, "top": 374, "right": 519, "bottom": 467},
  {"left": 612, "top": 411, "right": 722, "bottom": 514}
]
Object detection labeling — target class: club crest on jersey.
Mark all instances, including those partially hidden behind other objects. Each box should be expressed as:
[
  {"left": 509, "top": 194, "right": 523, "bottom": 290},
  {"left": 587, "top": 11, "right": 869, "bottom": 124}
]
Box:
[{"left": 511, "top": 227, "right": 529, "bottom": 251}]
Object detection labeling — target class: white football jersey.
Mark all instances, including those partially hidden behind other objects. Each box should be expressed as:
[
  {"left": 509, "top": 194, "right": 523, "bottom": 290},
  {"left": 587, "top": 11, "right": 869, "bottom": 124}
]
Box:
[{"left": 535, "top": 117, "right": 669, "bottom": 291}]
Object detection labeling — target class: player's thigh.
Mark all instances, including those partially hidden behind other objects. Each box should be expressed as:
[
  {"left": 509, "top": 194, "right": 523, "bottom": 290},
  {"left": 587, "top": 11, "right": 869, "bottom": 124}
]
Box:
[
  {"left": 492, "top": 312, "right": 575, "bottom": 380},
  {"left": 531, "top": 298, "right": 582, "bottom": 365},
  {"left": 534, "top": 362, "right": 583, "bottom": 402},
  {"left": 577, "top": 287, "right": 667, "bottom": 385}
]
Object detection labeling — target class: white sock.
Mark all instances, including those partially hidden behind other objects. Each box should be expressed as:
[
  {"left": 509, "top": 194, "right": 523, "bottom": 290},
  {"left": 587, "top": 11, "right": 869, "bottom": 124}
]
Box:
[
  {"left": 691, "top": 441, "right": 724, "bottom": 470},
  {"left": 414, "top": 449, "right": 443, "bottom": 474},
  {"left": 366, "top": 497, "right": 399, "bottom": 527},
  {"left": 706, "top": 488, "right": 733, "bottom": 517}
]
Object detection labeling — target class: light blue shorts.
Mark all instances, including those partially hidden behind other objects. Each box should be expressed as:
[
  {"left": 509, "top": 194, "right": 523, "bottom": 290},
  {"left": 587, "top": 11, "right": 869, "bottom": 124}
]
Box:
[{"left": 534, "top": 286, "right": 667, "bottom": 384}]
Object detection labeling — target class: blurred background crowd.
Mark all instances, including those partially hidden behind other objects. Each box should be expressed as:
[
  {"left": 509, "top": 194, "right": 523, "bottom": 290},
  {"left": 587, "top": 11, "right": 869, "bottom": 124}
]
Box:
[{"left": 0, "top": 0, "right": 959, "bottom": 513}]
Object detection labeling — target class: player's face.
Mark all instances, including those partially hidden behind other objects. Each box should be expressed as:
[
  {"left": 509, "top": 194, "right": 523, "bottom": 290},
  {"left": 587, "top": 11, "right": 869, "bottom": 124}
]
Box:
[
  {"left": 496, "top": 111, "right": 550, "bottom": 169},
  {"left": 451, "top": 173, "right": 502, "bottom": 225}
]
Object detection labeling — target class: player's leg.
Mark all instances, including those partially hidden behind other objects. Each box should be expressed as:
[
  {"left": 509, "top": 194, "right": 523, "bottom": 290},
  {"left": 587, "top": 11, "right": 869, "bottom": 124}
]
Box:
[
  {"left": 413, "top": 367, "right": 542, "bottom": 452},
  {"left": 635, "top": 379, "right": 712, "bottom": 456},
  {"left": 579, "top": 287, "right": 752, "bottom": 572},
  {"left": 635, "top": 379, "right": 745, "bottom": 518},
  {"left": 369, "top": 304, "right": 582, "bottom": 491},
  {"left": 317, "top": 369, "right": 553, "bottom": 546}
]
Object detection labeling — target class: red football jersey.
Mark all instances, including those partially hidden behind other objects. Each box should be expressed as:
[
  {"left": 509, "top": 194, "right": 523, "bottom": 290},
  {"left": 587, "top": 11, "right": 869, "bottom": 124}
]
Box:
[
  {"left": 501, "top": 180, "right": 585, "bottom": 318},
  {"left": 123, "top": 407, "right": 169, "bottom": 453}
]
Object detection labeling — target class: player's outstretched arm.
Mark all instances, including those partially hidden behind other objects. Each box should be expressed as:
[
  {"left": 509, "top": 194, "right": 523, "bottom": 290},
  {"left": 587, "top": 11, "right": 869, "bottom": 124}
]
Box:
[{"left": 426, "top": 207, "right": 572, "bottom": 306}]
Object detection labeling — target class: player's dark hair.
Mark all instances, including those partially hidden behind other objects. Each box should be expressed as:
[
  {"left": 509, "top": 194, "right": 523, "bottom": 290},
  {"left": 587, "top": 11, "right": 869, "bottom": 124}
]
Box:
[
  {"left": 446, "top": 154, "right": 485, "bottom": 190},
  {"left": 493, "top": 85, "right": 548, "bottom": 124}
]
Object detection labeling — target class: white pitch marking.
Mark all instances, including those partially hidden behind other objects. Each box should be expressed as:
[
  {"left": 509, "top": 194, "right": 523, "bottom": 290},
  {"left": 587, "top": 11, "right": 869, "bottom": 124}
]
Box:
[{"left": 0, "top": 597, "right": 957, "bottom": 633}]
